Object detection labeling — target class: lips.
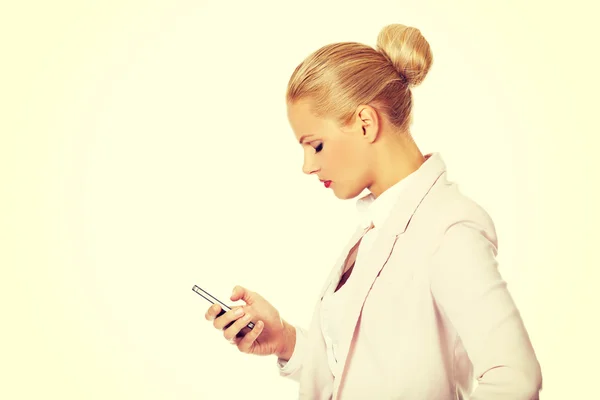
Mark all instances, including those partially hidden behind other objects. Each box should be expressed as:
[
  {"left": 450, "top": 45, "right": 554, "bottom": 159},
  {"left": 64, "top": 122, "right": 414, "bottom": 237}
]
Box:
[{"left": 320, "top": 180, "right": 332, "bottom": 188}]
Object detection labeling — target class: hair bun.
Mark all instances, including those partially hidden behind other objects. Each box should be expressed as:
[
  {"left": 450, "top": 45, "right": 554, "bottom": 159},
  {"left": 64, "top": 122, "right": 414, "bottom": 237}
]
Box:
[{"left": 376, "top": 24, "right": 433, "bottom": 87}]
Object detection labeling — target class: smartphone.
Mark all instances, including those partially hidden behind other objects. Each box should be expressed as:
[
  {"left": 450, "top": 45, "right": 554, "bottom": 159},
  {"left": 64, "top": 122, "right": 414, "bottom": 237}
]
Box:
[{"left": 192, "top": 285, "right": 255, "bottom": 330}]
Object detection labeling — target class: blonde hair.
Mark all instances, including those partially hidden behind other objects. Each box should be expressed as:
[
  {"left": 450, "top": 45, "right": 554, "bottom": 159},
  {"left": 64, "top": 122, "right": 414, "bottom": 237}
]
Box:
[{"left": 286, "top": 24, "right": 433, "bottom": 132}]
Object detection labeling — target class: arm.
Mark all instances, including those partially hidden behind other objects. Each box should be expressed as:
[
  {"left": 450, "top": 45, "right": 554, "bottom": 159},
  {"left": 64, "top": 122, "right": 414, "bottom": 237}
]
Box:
[
  {"left": 275, "top": 321, "right": 307, "bottom": 382},
  {"left": 429, "top": 221, "right": 542, "bottom": 399}
]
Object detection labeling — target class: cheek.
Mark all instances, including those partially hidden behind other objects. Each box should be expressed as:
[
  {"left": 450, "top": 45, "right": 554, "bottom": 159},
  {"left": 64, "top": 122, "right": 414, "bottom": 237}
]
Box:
[{"left": 329, "top": 141, "right": 365, "bottom": 175}]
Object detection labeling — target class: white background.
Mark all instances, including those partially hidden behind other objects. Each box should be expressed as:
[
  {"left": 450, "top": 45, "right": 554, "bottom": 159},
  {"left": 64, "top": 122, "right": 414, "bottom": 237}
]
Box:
[{"left": 1, "top": 0, "right": 598, "bottom": 398}]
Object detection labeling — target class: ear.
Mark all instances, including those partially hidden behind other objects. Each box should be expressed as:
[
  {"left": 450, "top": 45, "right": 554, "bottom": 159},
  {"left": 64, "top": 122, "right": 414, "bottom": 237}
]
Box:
[{"left": 355, "top": 104, "right": 380, "bottom": 144}]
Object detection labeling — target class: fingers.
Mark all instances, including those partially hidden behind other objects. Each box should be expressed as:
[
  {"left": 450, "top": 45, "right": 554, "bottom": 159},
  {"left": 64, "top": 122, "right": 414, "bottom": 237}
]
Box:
[
  {"left": 230, "top": 285, "right": 256, "bottom": 304},
  {"left": 204, "top": 304, "right": 223, "bottom": 321},
  {"left": 210, "top": 305, "right": 246, "bottom": 331},
  {"left": 202, "top": 287, "right": 266, "bottom": 353},
  {"left": 237, "top": 321, "right": 264, "bottom": 353},
  {"left": 204, "top": 303, "right": 243, "bottom": 329},
  {"left": 222, "top": 311, "right": 254, "bottom": 342}
]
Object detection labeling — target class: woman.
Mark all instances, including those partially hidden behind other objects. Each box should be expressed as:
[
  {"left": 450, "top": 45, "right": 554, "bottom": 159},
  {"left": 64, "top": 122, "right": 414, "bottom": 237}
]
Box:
[{"left": 204, "top": 23, "right": 542, "bottom": 399}]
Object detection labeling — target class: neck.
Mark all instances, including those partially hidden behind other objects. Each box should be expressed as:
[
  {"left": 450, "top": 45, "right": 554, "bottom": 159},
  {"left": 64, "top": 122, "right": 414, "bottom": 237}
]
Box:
[{"left": 367, "top": 131, "right": 424, "bottom": 198}]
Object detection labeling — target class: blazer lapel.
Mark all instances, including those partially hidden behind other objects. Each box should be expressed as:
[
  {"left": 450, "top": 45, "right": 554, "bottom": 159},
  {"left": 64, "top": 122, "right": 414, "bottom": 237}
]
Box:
[
  {"left": 331, "top": 153, "right": 448, "bottom": 398},
  {"left": 331, "top": 223, "right": 400, "bottom": 397},
  {"left": 318, "top": 225, "right": 370, "bottom": 300},
  {"left": 298, "top": 224, "right": 370, "bottom": 399}
]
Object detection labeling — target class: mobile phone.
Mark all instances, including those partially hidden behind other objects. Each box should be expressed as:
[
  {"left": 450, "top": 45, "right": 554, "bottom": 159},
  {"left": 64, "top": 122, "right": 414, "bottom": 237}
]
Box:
[{"left": 192, "top": 285, "right": 255, "bottom": 330}]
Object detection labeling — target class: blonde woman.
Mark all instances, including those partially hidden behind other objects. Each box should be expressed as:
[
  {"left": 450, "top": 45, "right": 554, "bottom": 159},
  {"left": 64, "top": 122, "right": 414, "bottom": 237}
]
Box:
[{"left": 204, "top": 23, "right": 542, "bottom": 399}]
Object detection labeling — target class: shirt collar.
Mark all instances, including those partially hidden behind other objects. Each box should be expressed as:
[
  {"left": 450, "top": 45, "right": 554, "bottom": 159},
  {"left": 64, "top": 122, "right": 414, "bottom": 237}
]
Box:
[{"left": 355, "top": 152, "right": 437, "bottom": 229}]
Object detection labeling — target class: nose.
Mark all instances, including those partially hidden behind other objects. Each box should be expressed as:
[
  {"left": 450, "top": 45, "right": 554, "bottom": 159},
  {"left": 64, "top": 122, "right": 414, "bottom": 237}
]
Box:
[{"left": 302, "top": 152, "right": 319, "bottom": 175}]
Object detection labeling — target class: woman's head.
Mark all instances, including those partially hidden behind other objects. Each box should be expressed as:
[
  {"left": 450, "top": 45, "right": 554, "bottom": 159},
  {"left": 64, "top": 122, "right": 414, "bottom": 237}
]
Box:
[{"left": 286, "top": 24, "right": 433, "bottom": 199}]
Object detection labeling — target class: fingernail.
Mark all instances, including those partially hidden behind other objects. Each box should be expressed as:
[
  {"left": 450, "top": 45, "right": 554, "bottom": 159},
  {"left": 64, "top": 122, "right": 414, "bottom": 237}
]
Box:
[{"left": 234, "top": 308, "right": 244, "bottom": 316}]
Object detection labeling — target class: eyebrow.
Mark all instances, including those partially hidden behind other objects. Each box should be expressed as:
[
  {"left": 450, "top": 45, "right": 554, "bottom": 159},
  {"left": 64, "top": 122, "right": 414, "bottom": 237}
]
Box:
[{"left": 299, "top": 135, "right": 314, "bottom": 144}]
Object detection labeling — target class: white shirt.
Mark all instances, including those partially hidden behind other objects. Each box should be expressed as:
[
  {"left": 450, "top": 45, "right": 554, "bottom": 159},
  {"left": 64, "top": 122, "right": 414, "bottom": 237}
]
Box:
[{"left": 277, "top": 169, "right": 417, "bottom": 382}]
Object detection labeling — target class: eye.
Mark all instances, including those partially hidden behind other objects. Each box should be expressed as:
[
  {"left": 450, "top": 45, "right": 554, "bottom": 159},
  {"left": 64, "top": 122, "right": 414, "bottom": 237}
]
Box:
[{"left": 314, "top": 142, "right": 323, "bottom": 153}]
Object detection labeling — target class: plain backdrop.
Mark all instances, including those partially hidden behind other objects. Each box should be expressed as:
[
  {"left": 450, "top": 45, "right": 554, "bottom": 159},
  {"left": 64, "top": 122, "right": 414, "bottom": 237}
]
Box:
[{"left": 1, "top": 0, "right": 598, "bottom": 399}]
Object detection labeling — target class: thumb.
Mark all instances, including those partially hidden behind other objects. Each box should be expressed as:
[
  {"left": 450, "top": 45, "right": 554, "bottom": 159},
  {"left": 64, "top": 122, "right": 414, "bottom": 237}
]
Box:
[{"left": 230, "top": 285, "right": 256, "bottom": 304}]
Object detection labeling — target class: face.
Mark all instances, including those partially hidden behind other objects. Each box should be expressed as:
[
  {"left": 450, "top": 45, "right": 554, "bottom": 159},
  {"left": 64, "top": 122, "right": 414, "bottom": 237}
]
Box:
[{"left": 287, "top": 99, "right": 375, "bottom": 200}]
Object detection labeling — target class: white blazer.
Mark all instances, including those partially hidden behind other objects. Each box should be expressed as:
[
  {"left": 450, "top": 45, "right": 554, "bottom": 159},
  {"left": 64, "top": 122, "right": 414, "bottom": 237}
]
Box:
[{"left": 277, "top": 153, "right": 542, "bottom": 399}]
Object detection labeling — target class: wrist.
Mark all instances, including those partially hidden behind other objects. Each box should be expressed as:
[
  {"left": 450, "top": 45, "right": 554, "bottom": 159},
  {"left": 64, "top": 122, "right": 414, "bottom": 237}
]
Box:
[{"left": 275, "top": 320, "right": 296, "bottom": 361}]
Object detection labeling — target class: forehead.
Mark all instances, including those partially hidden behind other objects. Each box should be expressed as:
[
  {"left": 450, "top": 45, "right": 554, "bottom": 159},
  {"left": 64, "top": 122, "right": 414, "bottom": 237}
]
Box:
[{"left": 287, "top": 99, "right": 329, "bottom": 142}]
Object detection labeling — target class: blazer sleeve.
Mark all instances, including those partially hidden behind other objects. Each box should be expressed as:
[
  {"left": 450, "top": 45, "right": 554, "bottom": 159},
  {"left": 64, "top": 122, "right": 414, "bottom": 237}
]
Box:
[
  {"left": 275, "top": 325, "right": 308, "bottom": 382},
  {"left": 429, "top": 221, "right": 543, "bottom": 399}
]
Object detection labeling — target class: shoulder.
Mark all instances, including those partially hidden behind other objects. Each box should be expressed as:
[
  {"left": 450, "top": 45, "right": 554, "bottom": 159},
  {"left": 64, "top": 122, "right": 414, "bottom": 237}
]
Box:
[{"left": 415, "top": 172, "right": 498, "bottom": 251}]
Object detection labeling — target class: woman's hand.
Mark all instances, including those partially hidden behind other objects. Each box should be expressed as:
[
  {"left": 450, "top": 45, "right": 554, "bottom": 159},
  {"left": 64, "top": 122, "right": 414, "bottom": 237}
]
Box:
[{"left": 204, "top": 285, "right": 296, "bottom": 359}]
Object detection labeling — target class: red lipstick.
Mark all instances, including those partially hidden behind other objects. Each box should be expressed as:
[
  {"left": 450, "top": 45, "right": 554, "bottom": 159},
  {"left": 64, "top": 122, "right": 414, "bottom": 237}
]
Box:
[{"left": 322, "top": 180, "right": 331, "bottom": 188}]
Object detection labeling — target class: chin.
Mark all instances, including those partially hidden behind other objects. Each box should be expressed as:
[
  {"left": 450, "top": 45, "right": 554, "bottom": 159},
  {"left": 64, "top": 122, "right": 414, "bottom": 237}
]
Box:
[{"left": 332, "top": 185, "right": 364, "bottom": 200}]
